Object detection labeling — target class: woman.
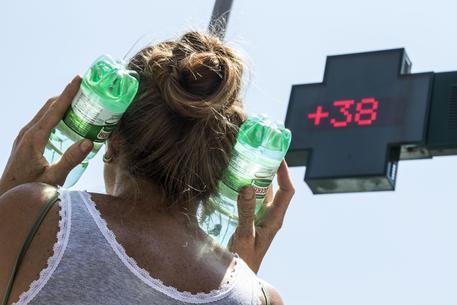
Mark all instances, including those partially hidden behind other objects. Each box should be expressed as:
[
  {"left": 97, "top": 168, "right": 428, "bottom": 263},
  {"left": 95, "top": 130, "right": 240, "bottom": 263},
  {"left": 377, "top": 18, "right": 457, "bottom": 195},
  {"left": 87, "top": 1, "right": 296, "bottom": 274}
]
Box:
[{"left": 0, "top": 31, "right": 295, "bottom": 305}]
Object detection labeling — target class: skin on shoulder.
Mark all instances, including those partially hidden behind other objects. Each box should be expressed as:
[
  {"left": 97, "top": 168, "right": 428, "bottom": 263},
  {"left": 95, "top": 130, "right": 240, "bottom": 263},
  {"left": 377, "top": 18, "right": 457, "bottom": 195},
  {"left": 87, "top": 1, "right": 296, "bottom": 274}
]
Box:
[
  {"left": 0, "top": 182, "right": 61, "bottom": 304},
  {"left": 259, "top": 279, "right": 284, "bottom": 305}
]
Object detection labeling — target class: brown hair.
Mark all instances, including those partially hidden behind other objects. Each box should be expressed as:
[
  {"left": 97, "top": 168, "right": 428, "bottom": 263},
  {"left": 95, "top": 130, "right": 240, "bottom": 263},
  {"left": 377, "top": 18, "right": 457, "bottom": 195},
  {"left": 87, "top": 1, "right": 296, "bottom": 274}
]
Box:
[{"left": 111, "top": 31, "right": 246, "bottom": 207}]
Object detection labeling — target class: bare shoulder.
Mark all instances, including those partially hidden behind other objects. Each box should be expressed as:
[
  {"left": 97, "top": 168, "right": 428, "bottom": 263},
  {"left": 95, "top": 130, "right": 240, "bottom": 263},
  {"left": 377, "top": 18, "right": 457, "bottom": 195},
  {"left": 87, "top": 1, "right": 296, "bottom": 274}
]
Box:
[
  {"left": 259, "top": 279, "right": 284, "bottom": 305},
  {"left": 0, "top": 182, "right": 59, "bottom": 228},
  {"left": 0, "top": 182, "right": 61, "bottom": 304}
]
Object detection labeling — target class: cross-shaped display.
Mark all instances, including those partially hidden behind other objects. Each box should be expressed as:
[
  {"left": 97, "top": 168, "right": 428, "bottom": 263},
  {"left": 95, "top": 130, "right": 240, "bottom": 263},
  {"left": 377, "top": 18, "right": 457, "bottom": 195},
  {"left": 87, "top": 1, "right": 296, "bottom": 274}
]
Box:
[{"left": 285, "top": 49, "right": 434, "bottom": 194}]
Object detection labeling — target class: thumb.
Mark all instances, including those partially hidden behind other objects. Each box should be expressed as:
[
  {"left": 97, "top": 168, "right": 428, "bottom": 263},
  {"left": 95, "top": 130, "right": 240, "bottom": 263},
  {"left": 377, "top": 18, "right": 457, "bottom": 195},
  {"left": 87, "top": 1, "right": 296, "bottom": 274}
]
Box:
[
  {"left": 235, "top": 186, "right": 257, "bottom": 238},
  {"left": 50, "top": 139, "right": 93, "bottom": 184}
]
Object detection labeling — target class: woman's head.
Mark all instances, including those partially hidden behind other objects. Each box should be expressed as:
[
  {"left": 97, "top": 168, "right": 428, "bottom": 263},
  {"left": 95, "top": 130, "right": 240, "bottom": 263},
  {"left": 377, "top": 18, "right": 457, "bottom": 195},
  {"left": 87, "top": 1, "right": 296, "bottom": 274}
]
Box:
[{"left": 105, "top": 31, "right": 246, "bottom": 207}]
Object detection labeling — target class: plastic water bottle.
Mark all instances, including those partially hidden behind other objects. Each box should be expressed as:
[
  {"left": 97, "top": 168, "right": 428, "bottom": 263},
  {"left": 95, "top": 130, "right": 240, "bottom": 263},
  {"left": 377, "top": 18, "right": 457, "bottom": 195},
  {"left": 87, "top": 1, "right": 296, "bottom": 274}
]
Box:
[
  {"left": 44, "top": 55, "right": 139, "bottom": 187},
  {"left": 199, "top": 114, "right": 292, "bottom": 247}
]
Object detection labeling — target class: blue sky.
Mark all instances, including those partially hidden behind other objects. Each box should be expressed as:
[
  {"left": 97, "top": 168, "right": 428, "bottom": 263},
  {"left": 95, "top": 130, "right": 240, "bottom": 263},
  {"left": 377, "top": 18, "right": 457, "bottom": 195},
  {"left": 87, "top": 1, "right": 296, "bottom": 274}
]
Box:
[{"left": 1, "top": 1, "right": 457, "bottom": 304}]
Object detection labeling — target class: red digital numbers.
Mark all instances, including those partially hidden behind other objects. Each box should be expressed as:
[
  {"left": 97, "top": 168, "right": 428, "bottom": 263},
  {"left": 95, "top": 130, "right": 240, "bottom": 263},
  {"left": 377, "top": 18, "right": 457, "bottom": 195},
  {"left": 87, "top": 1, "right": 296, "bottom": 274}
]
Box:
[
  {"left": 354, "top": 98, "right": 378, "bottom": 125},
  {"left": 330, "top": 100, "right": 354, "bottom": 127},
  {"left": 308, "top": 97, "right": 379, "bottom": 128}
]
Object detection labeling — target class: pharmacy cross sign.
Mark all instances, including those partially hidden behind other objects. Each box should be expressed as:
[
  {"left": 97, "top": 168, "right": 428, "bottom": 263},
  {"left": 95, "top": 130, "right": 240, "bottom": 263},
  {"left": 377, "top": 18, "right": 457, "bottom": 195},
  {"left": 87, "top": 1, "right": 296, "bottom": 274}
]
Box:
[{"left": 285, "top": 49, "right": 434, "bottom": 194}]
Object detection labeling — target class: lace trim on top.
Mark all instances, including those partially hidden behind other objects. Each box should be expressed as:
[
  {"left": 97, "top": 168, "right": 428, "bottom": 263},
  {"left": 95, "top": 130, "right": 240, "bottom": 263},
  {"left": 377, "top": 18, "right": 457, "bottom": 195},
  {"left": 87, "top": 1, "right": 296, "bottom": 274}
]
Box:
[
  {"left": 78, "top": 190, "right": 241, "bottom": 304},
  {"left": 12, "top": 189, "right": 71, "bottom": 305}
]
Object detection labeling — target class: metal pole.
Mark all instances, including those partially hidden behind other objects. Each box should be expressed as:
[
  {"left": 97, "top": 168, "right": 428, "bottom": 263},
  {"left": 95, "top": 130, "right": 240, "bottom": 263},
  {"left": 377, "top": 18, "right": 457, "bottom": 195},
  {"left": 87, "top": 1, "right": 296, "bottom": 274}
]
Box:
[{"left": 208, "top": 0, "right": 234, "bottom": 40}]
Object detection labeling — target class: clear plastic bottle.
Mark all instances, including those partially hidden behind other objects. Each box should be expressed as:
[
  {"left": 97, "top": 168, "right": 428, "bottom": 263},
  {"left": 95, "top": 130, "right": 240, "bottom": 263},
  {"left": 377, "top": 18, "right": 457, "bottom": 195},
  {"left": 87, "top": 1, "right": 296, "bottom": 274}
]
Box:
[
  {"left": 199, "top": 114, "right": 292, "bottom": 247},
  {"left": 44, "top": 55, "right": 139, "bottom": 187}
]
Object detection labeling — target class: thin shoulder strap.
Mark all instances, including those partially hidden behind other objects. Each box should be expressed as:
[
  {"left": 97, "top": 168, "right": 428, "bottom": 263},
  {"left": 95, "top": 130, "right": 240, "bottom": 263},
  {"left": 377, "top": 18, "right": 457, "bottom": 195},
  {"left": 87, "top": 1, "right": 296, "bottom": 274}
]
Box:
[
  {"left": 259, "top": 281, "right": 271, "bottom": 305},
  {"left": 1, "top": 190, "right": 60, "bottom": 305}
]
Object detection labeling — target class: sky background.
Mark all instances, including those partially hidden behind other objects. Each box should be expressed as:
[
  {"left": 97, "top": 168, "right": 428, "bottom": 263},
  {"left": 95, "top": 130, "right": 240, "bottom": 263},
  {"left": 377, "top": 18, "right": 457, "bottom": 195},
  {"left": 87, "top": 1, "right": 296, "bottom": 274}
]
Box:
[{"left": 1, "top": 1, "right": 457, "bottom": 304}]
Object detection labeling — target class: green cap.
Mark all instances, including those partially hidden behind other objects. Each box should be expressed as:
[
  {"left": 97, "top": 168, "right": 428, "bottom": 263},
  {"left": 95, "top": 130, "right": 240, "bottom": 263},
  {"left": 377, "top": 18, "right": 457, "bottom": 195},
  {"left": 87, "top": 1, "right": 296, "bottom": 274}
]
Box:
[
  {"left": 82, "top": 55, "right": 139, "bottom": 112},
  {"left": 237, "top": 114, "right": 292, "bottom": 153}
]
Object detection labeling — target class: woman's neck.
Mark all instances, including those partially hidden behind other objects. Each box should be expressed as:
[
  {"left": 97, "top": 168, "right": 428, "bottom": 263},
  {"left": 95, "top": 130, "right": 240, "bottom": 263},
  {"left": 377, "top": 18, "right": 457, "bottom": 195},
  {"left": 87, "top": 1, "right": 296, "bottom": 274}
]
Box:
[{"left": 107, "top": 171, "right": 200, "bottom": 229}]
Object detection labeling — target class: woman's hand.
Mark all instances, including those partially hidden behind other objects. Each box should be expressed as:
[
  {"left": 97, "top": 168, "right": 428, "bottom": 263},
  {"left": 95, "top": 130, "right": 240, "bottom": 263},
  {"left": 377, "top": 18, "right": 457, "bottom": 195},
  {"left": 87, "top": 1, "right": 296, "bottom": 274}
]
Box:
[
  {"left": 0, "top": 76, "right": 93, "bottom": 196},
  {"left": 228, "top": 160, "right": 295, "bottom": 273}
]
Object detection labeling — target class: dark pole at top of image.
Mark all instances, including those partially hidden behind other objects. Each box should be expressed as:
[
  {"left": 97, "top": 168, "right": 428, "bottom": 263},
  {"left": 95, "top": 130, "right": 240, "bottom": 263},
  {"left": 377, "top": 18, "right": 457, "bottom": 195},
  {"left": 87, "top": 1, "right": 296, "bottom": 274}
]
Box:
[{"left": 208, "top": 0, "right": 234, "bottom": 40}]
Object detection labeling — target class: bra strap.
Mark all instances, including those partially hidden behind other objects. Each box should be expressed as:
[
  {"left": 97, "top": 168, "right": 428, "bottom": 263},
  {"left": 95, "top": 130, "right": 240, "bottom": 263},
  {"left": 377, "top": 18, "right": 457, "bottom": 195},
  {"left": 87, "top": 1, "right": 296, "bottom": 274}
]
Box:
[{"left": 259, "top": 281, "right": 271, "bottom": 305}]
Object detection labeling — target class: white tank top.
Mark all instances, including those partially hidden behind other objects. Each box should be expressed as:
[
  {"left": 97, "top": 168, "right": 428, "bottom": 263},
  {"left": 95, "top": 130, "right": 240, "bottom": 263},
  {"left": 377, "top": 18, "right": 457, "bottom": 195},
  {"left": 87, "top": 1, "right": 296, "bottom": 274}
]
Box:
[{"left": 11, "top": 190, "right": 263, "bottom": 305}]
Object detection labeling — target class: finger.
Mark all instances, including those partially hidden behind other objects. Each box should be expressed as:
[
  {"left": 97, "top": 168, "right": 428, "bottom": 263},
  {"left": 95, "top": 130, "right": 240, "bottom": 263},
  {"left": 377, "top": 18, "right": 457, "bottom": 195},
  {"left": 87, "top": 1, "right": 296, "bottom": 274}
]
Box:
[
  {"left": 26, "top": 97, "right": 58, "bottom": 129},
  {"left": 254, "top": 185, "right": 274, "bottom": 226},
  {"left": 35, "top": 75, "right": 81, "bottom": 133},
  {"left": 47, "top": 139, "right": 93, "bottom": 185},
  {"left": 262, "top": 160, "right": 295, "bottom": 232},
  {"left": 15, "top": 97, "right": 58, "bottom": 142},
  {"left": 264, "top": 184, "right": 274, "bottom": 205},
  {"left": 235, "top": 186, "right": 257, "bottom": 238}
]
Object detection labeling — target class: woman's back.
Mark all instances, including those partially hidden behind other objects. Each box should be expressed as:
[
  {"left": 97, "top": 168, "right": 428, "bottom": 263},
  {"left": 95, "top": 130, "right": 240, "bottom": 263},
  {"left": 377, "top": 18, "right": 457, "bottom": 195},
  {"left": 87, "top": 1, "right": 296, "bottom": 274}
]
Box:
[
  {"left": 0, "top": 31, "right": 294, "bottom": 305},
  {"left": 9, "top": 188, "right": 263, "bottom": 305}
]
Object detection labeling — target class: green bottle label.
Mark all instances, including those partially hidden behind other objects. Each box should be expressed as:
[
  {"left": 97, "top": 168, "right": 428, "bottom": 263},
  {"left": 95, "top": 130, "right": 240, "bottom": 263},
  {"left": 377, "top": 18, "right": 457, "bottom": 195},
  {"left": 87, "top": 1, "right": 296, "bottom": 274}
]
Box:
[
  {"left": 63, "top": 89, "right": 123, "bottom": 142},
  {"left": 252, "top": 174, "right": 274, "bottom": 199},
  {"left": 221, "top": 149, "right": 276, "bottom": 201}
]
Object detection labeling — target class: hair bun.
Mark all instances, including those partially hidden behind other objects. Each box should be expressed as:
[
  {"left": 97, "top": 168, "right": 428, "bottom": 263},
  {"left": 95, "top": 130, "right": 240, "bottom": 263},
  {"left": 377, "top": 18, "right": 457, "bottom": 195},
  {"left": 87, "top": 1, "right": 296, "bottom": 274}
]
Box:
[
  {"left": 118, "top": 31, "right": 247, "bottom": 206},
  {"left": 152, "top": 31, "right": 244, "bottom": 120}
]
